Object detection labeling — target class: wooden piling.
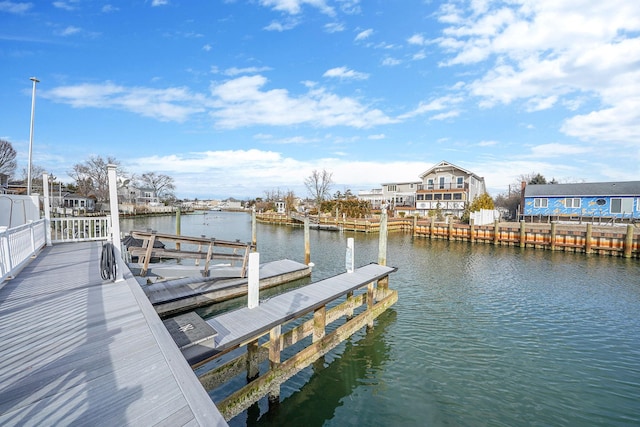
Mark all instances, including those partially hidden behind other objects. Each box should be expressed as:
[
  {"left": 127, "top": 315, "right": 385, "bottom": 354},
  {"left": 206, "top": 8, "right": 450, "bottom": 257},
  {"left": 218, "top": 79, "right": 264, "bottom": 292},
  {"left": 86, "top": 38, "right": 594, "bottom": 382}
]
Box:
[
  {"left": 268, "top": 325, "right": 282, "bottom": 405},
  {"left": 493, "top": 220, "right": 500, "bottom": 246},
  {"left": 624, "top": 224, "right": 635, "bottom": 258},
  {"left": 429, "top": 218, "right": 435, "bottom": 239},
  {"left": 175, "top": 207, "right": 181, "bottom": 251},
  {"left": 448, "top": 220, "right": 453, "bottom": 241},
  {"left": 246, "top": 339, "right": 260, "bottom": 381},
  {"left": 251, "top": 208, "right": 257, "bottom": 250},
  {"left": 304, "top": 216, "right": 310, "bottom": 265},
  {"left": 550, "top": 222, "right": 557, "bottom": 251},
  {"left": 413, "top": 215, "right": 418, "bottom": 237},
  {"left": 469, "top": 218, "right": 475, "bottom": 243},
  {"left": 378, "top": 208, "right": 388, "bottom": 266},
  {"left": 585, "top": 223, "right": 593, "bottom": 254},
  {"left": 313, "top": 307, "right": 326, "bottom": 342},
  {"left": 519, "top": 220, "right": 526, "bottom": 248}
]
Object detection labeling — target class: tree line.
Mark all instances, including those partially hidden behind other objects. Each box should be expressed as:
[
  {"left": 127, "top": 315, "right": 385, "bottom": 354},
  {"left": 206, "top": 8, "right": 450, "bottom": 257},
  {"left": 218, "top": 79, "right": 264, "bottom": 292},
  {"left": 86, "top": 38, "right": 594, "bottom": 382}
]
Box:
[{"left": 0, "top": 139, "right": 175, "bottom": 203}]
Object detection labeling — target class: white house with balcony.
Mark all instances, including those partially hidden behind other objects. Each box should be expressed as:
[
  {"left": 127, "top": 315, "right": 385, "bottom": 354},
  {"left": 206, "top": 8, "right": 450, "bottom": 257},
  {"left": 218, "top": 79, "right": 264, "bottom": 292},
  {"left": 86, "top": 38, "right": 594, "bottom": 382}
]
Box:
[{"left": 415, "top": 161, "right": 486, "bottom": 217}]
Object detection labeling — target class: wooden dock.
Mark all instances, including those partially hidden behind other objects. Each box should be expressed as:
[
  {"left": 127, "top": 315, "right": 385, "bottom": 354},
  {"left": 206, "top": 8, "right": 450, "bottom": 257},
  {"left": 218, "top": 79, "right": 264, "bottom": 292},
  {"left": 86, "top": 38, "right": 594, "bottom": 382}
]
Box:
[
  {"left": 141, "top": 259, "right": 312, "bottom": 317},
  {"left": 188, "top": 263, "right": 398, "bottom": 421},
  {"left": 0, "top": 241, "right": 227, "bottom": 426}
]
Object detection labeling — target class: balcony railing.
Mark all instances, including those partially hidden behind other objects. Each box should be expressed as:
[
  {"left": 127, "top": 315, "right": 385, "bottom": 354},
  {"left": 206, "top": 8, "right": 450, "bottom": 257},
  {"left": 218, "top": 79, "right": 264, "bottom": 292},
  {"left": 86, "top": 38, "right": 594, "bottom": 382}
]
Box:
[
  {"left": 50, "top": 216, "right": 111, "bottom": 244},
  {"left": 417, "top": 183, "right": 468, "bottom": 191}
]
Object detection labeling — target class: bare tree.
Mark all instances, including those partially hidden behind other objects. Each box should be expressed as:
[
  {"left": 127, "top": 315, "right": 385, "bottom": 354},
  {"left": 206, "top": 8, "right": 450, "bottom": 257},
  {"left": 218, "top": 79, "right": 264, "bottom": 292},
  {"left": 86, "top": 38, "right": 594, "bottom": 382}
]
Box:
[
  {"left": 304, "top": 169, "right": 333, "bottom": 206},
  {"left": 137, "top": 172, "right": 176, "bottom": 201},
  {"left": 0, "top": 139, "right": 17, "bottom": 177},
  {"left": 69, "top": 156, "right": 123, "bottom": 202},
  {"left": 20, "top": 164, "right": 49, "bottom": 193}
]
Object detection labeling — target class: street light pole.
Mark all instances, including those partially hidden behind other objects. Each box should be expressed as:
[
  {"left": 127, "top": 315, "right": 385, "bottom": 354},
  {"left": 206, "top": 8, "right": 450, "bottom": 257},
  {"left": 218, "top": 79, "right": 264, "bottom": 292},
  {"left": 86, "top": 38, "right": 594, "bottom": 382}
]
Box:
[{"left": 27, "top": 76, "right": 40, "bottom": 196}]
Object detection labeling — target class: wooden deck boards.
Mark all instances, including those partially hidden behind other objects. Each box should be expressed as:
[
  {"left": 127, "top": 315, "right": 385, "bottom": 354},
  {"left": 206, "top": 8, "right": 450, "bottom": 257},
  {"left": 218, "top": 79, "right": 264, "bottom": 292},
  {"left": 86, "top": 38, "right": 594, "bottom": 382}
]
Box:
[
  {"left": 0, "top": 241, "right": 226, "bottom": 426},
  {"left": 180, "top": 264, "right": 396, "bottom": 365}
]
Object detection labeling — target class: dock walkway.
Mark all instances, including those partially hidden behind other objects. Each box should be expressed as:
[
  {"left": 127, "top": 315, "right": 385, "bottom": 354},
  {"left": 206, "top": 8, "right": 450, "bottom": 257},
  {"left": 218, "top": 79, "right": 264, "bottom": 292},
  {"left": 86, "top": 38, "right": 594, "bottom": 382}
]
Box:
[{"left": 0, "top": 241, "right": 226, "bottom": 426}]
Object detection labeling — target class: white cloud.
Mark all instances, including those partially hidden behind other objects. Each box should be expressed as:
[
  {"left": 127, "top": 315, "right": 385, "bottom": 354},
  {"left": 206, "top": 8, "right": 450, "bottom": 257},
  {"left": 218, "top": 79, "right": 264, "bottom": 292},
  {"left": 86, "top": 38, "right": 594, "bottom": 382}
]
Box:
[
  {"left": 53, "top": 2, "right": 76, "bottom": 11},
  {"left": 381, "top": 57, "right": 401, "bottom": 66},
  {"left": 223, "top": 66, "right": 272, "bottom": 76},
  {"left": 101, "top": 4, "right": 118, "bottom": 13},
  {"left": 407, "top": 34, "right": 427, "bottom": 46},
  {"left": 124, "top": 149, "right": 427, "bottom": 198},
  {"left": 259, "top": 0, "right": 335, "bottom": 16},
  {"left": 43, "top": 82, "right": 206, "bottom": 122},
  {"left": 399, "top": 95, "right": 464, "bottom": 119},
  {"left": 325, "top": 22, "right": 345, "bottom": 33},
  {"left": 209, "top": 75, "right": 396, "bottom": 128},
  {"left": 151, "top": 0, "right": 168, "bottom": 6},
  {"left": 323, "top": 66, "right": 369, "bottom": 80},
  {"left": 525, "top": 95, "right": 558, "bottom": 112},
  {"left": 528, "top": 143, "right": 591, "bottom": 158},
  {"left": 355, "top": 28, "right": 373, "bottom": 41},
  {"left": 264, "top": 17, "right": 300, "bottom": 31},
  {"left": 436, "top": 0, "right": 640, "bottom": 144},
  {"left": 59, "top": 26, "right": 81, "bottom": 36},
  {"left": 0, "top": 1, "right": 33, "bottom": 13}
]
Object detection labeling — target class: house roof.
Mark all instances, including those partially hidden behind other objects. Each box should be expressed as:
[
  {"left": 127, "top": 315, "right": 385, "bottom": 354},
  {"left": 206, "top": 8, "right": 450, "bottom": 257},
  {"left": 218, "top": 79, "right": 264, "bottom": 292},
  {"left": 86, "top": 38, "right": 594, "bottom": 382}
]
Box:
[
  {"left": 418, "top": 160, "right": 484, "bottom": 181},
  {"left": 525, "top": 181, "right": 640, "bottom": 198}
]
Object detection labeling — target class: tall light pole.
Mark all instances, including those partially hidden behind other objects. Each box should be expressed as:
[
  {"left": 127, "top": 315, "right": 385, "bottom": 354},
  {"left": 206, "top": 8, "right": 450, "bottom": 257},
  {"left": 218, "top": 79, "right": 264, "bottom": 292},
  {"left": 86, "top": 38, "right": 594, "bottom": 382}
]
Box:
[{"left": 27, "top": 76, "right": 40, "bottom": 195}]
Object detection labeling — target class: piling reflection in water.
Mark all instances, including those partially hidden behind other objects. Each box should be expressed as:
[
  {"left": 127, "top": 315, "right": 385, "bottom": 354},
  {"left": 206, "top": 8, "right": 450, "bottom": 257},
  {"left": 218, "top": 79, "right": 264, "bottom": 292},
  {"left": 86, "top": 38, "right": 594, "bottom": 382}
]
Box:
[{"left": 240, "top": 310, "right": 397, "bottom": 427}]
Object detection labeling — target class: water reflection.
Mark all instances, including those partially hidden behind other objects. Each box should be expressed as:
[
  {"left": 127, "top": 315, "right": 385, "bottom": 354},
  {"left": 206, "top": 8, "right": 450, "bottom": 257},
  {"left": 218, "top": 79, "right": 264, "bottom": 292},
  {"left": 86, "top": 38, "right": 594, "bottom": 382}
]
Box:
[{"left": 234, "top": 310, "right": 397, "bottom": 427}]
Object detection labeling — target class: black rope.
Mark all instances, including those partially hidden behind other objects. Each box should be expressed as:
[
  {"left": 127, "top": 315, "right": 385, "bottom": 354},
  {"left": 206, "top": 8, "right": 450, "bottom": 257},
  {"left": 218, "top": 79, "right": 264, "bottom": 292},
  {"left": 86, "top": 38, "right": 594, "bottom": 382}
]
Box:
[{"left": 100, "top": 242, "right": 117, "bottom": 281}]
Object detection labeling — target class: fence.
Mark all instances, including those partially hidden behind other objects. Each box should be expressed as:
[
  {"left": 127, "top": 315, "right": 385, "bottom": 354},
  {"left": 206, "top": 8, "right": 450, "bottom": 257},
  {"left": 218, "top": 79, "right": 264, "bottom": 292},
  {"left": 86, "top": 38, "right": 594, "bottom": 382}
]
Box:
[
  {"left": 0, "top": 219, "right": 47, "bottom": 282},
  {"left": 414, "top": 220, "right": 639, "bottom": 258},
  {"left": 50, "top": 217, "right": 112, "bottom": 243}
]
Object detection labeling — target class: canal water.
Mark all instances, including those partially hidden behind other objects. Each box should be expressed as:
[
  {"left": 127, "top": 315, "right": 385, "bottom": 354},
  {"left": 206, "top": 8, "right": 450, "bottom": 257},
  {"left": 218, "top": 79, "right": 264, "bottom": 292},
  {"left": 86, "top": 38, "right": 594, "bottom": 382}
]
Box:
[{"left": 121, "top": 212, "right": 640, "bottom": 426}]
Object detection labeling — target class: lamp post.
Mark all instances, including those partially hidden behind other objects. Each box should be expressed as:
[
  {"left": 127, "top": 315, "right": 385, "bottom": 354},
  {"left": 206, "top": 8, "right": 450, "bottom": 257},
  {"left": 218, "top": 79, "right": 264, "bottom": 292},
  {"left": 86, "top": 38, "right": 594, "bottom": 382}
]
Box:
[{"left": 27, "top": 76, "right": 40, "bottom": 196}]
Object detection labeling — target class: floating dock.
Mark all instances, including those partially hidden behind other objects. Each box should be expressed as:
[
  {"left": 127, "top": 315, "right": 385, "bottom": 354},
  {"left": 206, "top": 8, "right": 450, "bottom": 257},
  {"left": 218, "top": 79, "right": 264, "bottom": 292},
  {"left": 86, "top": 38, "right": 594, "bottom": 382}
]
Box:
[{"left": 139, "top": 259, "right": 312, "bottom": 317}]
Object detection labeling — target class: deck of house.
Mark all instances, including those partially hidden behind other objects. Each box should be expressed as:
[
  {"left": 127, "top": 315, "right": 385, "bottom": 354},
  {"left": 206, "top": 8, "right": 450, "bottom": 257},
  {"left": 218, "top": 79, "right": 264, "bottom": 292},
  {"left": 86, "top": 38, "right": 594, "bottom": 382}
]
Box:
[{"left": 0, "top": 241, "right": 227, "bottom": 426}]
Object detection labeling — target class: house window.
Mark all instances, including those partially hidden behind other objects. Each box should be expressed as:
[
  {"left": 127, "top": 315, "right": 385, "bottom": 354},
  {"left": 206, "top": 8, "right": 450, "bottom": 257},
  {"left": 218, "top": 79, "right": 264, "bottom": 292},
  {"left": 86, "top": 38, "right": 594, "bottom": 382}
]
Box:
[
  {"left": 434, "top": 194, "right": 442, "bottom": 200},
  {"left": 388, "top": 185, "right": 396, "bottom": 192},
  {"left": 534, "top": 198, "right": 548, "bottom": 208},
  {"left": 439, "top": 177, "right": 445, "bottom": 189},
  {"left": 565, "top": 198, "right": 581, "bottom": 208},
  {"left": 417, "top": 194, "right": 424, "bottom": 201},
  {"left": 453, "top": 193, "right": 462, "bottom": 200},
  {"left": 425, "top": 194, "right": 433, "bottom": 200},
  {"left": 456, "top": 177, "right": 464, "bottom": 188},
  {"left": 443, "top": 193, "right": 452, "bottom": 200},
  {"left": 611, "top": 198, "right": 633, "bottom": 214},
  {"left": 427, "top": 179, "right": 434, "bottom": 190}
]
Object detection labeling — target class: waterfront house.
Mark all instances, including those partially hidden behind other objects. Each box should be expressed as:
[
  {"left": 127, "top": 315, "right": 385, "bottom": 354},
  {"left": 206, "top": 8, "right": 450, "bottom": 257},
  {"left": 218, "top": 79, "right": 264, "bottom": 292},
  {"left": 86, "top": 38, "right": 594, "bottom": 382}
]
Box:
[
  {"left": 62, "top": 193, "right": 96, "bottom": 214},
  {"left": 357, "top": 160, "right": 486, "bottom": 217},
  {"left": 523, "top": 181, "right": 640, "bottom": 222},
  {"left": 382, "top": 181, "right": 420, "bottom": 215},
  {"left": 357, "top": 188, "right": 384, "bottom": 210},
  {"left": 415, "top": 161, "right": 486, "bottom": 217}
]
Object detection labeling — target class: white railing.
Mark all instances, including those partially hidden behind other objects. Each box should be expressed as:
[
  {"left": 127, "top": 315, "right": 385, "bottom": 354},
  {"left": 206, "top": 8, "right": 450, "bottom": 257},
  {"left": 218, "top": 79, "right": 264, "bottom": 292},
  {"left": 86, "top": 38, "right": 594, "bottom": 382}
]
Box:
[
  {"left": 50, "top": 217, "right": 112, "bottom": 244},
  {"left": 0, "top": 219, "right": 47, "bottom": 283}
]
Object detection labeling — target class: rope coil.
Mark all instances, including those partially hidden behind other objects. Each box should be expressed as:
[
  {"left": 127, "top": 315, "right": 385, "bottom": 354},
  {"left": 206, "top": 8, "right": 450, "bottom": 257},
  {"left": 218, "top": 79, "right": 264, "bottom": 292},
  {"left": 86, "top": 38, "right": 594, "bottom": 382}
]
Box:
[{"left": 100, "top": 242, "right": 117, "bottom": 281}]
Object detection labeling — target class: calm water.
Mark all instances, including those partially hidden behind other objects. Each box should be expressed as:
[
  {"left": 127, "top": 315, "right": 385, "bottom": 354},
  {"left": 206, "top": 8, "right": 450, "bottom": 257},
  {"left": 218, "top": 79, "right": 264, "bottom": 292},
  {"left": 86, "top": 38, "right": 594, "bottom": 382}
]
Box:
[{"left": 121, "top": 212, "right": 640, "bottom": 426}]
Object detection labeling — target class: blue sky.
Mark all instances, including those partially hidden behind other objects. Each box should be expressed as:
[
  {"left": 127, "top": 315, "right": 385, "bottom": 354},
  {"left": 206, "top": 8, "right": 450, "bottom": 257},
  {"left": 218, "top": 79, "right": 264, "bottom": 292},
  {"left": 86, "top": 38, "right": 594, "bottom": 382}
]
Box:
[{"left": 1, "top": 0, "right": 639, "bottom": 200}]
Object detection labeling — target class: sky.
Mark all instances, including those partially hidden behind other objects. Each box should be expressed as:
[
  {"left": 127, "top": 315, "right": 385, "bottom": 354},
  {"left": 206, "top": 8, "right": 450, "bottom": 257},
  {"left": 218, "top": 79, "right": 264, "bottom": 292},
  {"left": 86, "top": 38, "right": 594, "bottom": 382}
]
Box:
[{"left": 1, "top": 0, "right": 639, "bottom": 200}]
